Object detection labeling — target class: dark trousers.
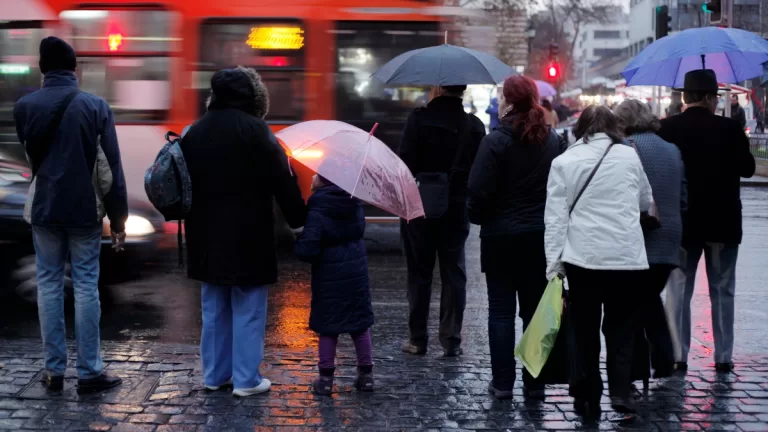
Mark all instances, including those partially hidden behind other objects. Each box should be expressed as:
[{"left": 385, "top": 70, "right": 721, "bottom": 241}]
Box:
[
  {"left": 565, "top": 264, "right": 643, "bottom": 402},
  {"left": 636, "top": 264, "right": 676, "bottom": 378},
  {"left": 484, "top": 231, "right": 547, "bottom": 391},
  {"left": 401, "top": 202, "right": 470, "bottom": 350}
]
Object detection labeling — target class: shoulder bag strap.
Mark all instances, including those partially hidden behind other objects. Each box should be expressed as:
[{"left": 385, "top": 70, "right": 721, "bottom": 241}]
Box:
[
  {"left": 31, "top": 89, "right": 80, "bottom": 179},
  {"left": 569, "top": 142, "right": 615, "bottom": 216}
]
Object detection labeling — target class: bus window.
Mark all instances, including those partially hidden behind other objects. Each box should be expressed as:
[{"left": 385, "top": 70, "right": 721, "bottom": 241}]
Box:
[
  {"left": 59, "top": 9, "right": 176, "bottom": 123},
  {"left": 334, "top": 21, "right": 440, "bottom": 149},
  {"left": 0, "top": 26, "right": 51, "bottom": 158},
  {"left": 198, "top": 21, "right": 305, "bottom": 122}
]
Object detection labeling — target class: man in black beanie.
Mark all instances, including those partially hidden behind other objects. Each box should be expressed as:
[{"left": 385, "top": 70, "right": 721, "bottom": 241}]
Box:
[{"left": 14, "top": 36, "right": 127, "bottom": 394}]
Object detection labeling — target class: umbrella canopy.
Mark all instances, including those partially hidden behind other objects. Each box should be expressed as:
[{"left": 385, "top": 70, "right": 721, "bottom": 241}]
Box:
[
  {"left": 371, "top": 44, "right": 516, "bottom": 86},
  {"left": 276, "top": 121, "right": 424, "bottom": 221},
  {"left": 622, "top": 27, "right": 768, "bottom": 88},
  {"left": 536, "top": 80, "right": 557, "bottom": 98}
]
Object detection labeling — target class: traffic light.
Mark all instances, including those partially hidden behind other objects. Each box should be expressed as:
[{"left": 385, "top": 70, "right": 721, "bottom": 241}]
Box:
[
  {"left": 546, "top": 61, "right": 560, "bottom": 82},
  {"left": 655, "top": 5, "right": 672, "bottom": 40},
  {"left": 703, "top": 0, "right": 722, "bottom": 25}
]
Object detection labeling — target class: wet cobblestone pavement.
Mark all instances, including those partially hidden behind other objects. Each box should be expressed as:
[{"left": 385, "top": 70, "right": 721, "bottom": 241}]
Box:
[{"left": 0, "top": 186, "right": 767, "bottom": 431}]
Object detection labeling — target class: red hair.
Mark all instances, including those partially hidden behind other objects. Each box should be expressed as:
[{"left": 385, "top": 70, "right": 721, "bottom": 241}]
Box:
[{"left": 501, "top": 75, "right": 549, "bottom": 146}]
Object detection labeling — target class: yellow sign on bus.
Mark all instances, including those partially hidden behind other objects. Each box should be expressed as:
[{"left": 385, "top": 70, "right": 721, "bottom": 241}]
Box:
[{"left": 246, "top": 27, "right": 304, "bottom": 50}]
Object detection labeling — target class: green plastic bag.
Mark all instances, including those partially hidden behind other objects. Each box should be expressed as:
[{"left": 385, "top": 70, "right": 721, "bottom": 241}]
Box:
[{"left": 514, "top": 275, "right": 564, "bottom": 379}]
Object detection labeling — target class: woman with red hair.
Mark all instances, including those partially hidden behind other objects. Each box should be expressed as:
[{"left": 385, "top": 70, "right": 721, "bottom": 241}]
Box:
[{"left": 468, "top": 75, "right": 566, "bottom": 399}]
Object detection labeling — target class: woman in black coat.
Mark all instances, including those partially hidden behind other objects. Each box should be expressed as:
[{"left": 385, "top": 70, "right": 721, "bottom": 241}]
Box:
[
  {"left": 467, "top": 75, "right": 566, "bottom": 400},
  {"left": 181, "top": 67, "right": 306, "bottom": 397}
]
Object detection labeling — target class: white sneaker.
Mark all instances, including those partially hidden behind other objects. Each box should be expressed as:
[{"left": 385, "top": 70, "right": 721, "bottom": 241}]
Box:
[
  {"left": 205, "top": 378, "right": 233, "bottom": 391},
  {"left": 232, "top": 379, "right": 271, "bottom": 397}
]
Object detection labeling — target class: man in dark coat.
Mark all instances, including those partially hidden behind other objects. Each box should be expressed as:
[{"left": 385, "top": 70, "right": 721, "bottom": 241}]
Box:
[
  {"left": 14, "top": 37, "right": 126, "bottom": 394},
  {"left": 181, "top": 67, "right": 306, "bottom": 396},
  {"left": 730, "top": 94, "right": 747, "bottom": 130},
  {"left": 657, "top": 69, "right": 756, "bottom": 374},
  {"left": 398, "top": 85, "right": 486, "bottom": 357}
]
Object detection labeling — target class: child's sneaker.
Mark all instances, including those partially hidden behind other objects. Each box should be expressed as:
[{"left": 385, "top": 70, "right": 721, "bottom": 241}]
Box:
[
  {"left": 313, "top": 367, "right": 334, "bottom": 396},
  {"left": 354, "top": 365, "right": 374, "bottom": 392}
]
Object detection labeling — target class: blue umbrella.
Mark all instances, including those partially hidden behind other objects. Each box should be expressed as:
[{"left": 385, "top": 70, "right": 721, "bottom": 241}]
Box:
[
  {"left": 622, "top": 27, "right": 768, "bottom": 88},
  {"left": 371, "top": 44, "right": 516, "bottom": 86}
]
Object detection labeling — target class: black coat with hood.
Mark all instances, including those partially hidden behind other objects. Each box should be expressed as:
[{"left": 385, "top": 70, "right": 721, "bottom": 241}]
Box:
[
  {"left": 181, "top": 68, "right": 307, "bottom": 286},
  {"left": 294, "top": 184, "right": 373, "bottom": 335}
]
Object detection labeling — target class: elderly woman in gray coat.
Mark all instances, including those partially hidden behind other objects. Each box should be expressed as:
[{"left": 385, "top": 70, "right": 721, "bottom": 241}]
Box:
[{"left": 615, "top": 99, "right": 687, "bottom": 380}]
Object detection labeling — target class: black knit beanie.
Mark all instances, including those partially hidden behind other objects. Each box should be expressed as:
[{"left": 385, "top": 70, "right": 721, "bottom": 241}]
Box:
[{"left": 39, "top": 37, "right": 77, "bottom": 74}]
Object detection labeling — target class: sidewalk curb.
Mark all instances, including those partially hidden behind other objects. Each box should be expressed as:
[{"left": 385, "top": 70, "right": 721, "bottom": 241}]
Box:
[{"left": 742, "top": 181, "right": 768, "bottom": 187}]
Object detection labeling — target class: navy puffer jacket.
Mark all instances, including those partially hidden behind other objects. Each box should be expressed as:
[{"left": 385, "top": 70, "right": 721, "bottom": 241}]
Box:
[{"left": 295, "top": 184, "right": 374, "bottom": 335}]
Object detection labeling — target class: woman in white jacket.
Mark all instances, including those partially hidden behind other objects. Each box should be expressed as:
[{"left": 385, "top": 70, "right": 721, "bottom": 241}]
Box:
[{"left": 544, "top": 105, "right": 652, "bottom": 418}]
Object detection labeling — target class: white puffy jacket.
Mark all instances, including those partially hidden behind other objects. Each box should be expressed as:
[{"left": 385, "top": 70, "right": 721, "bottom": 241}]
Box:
[{"left": 544, "top": 133, "right": 653, "bottom": 280}]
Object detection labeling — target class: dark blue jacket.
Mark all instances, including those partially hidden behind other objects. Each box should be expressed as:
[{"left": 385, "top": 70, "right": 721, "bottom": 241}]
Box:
[
  {"left": 295, "top": 184, "right": 373, "bottom": 335},
  {"left": 13, "top": 71, "right": 128, "bottom": 232}
]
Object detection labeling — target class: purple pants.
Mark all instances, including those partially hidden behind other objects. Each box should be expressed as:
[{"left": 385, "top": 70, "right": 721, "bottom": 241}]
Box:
[{"left": 318, "top": 328, "right": 373, "bottom": 369}]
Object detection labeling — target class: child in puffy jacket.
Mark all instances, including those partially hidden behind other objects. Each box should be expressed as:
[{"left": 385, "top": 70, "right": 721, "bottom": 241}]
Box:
[{"left": 295, "top": 174, "right": 375, "bottom": 395}]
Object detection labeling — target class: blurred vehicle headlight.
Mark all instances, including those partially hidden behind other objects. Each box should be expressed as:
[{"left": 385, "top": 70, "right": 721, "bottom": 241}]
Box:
[{"left": 124, "top": 215, "right": 155, "bottom": 236}]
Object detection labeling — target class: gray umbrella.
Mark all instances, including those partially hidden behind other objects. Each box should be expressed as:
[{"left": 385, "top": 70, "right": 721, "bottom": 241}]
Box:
[{"left": 371, "top": 44, "right": 517, "bottom": 86}]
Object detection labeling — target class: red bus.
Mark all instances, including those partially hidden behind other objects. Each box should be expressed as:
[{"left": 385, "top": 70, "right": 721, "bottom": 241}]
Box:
[{"left": 1, "top": 1, "right": 455, "bottom": 214}]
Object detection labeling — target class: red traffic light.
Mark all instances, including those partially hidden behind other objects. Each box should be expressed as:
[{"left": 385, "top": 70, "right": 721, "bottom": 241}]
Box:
[
  {"left": 108, "top": 33, "right": 123, "bottom": 51},
  {"left": 546, "top": 62, "right": 560, "bottom": 81}
]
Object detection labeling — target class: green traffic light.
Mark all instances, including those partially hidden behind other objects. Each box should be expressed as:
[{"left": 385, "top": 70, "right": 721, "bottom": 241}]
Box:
[{"left": 702, "top": 4, "right": 711, "bottom": 13}]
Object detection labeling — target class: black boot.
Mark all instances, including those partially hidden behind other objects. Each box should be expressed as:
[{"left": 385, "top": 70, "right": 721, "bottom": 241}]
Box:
[
  {"left": 313, "top": 367, "right": 334, "bottom": 396},
  {"left": 354, "top": 365, "right": 374, "bottom": 392}
]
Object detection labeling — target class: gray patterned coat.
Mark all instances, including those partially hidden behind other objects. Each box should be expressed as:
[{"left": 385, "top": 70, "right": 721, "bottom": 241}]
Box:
[{"left": 629, "top": 132, "right": 687, "bottom": 266}]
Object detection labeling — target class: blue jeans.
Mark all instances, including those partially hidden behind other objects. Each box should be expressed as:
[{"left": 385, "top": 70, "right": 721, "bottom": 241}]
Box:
[
  {"left": 666, "top": 242, "right": 739, "bottom": 364},
  {"left": 201, "top": 284, "right": 269, "bottom": 389},
  {"left": 33, "top": 225, "right": 103, "bottom": 379}
]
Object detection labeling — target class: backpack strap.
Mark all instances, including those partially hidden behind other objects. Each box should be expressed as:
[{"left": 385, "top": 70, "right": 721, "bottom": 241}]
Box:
[{"left": 30, "top": 89, "right": 79, "bottom": 179}]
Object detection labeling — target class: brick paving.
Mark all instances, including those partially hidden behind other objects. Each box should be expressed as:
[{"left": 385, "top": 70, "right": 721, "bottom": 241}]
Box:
[{"left": 2, "top": 339, "right": 768, "bottom": 431}]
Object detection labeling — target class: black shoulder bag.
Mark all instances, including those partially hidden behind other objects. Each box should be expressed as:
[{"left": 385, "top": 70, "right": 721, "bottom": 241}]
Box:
[
  {"left": 415, "top": 114, "right": 471, "bottom": 219},
  {"left": 26, "top": 90, "right": 80, "bottom": 179}
]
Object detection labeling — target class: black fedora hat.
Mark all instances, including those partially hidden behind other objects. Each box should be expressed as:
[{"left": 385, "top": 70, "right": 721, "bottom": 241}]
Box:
[{"left": 673, "top": 69, "right": 718, "bottom": 93}]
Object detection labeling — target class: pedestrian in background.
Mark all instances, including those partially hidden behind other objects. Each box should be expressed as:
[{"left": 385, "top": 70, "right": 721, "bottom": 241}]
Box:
[
  {"left": 181, "top": 67, "right": 307, "bottom": 396},
  {"left": 14, "top": 37, "right": 127, "bottom": 394},
  {"left": 468, "top": 75, "right": 566, "bottom": 400},
  {"left": 398, "top": 85, "right": 486, "bottom": 357},
  {"left": 486, "top": 96, "right": 500, "bottom": 131},
  {"left": 730, "top": 94, "right": 747, "bottom": 130},
  {"left": 615, "top": 99, "right": 687, "bottom": 380},
  {"left": 541, "top": 99, "right": 559, "bottom": 128},
  {"left": 657, "top": 69, "right": 756, "bottom": 374},
  {"left": 295, "top": 174, "right": 375, "bottom": 395},
  {"left": 545, "top": 105, "right": 652, "bottom": 417}
]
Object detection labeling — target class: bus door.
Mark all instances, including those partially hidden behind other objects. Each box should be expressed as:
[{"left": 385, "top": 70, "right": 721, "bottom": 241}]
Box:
[{"left": 334, "top": 21, "right": 439, "bottom": 221}]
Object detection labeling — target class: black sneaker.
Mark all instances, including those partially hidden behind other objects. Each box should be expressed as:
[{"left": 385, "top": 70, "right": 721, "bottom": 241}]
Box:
[
  {"left": 523, "top": 385, "right": 546, "bottom": 400},
  {"left": 574, "top": 398, "right": 601, "bottom": 420},
  {"left": 442, "top": 347, "right": 463, "bottom": 358},
  {"left": 77, "top": 374, "right": 122, "bottom": 394},
  {"left": 715, "top": 362, "right": 735, "bottom": 373},
  {"left": 43, "top": 375, "right": 64, "bottom": 392},
  {"left": 610, "top": 396, "right": 637, "bottom": 414}
]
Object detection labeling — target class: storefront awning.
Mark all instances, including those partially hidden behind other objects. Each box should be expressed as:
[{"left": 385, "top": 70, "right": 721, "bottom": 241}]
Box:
[{"left": 0, "top": 0, "right": 58, "bottom": 22}]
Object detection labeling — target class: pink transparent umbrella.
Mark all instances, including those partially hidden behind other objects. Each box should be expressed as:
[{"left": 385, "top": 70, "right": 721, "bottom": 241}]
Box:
[{"left": 276, "top": 120, "right": 425, "bottom": 221}]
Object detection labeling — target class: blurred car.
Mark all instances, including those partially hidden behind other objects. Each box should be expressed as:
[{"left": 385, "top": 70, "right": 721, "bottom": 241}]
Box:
[{"left": 0, "top": 157, "right": 167, "bottom": 304}]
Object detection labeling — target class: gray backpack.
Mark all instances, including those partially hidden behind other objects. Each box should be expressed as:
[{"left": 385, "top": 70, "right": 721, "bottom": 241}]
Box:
[{"left": 144, "top": 127, "right": 192, "bottom": 266}]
